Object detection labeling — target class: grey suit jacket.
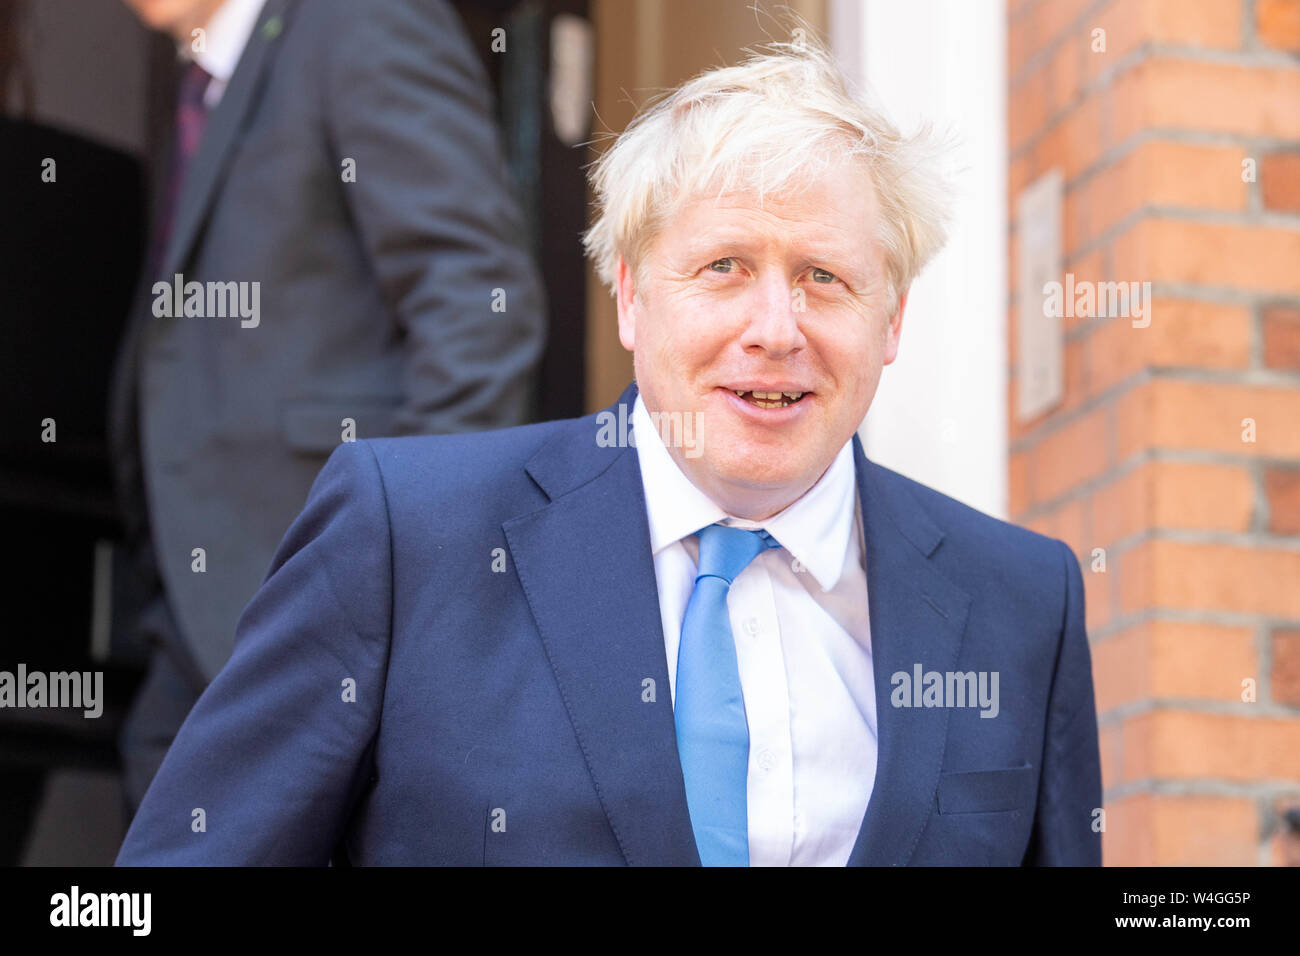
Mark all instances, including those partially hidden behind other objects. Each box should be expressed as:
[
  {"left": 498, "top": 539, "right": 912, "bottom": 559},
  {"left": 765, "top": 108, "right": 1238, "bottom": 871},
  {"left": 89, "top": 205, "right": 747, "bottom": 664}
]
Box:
[{"left": 109, "top": 0, "right": 546, "bottom": 682}]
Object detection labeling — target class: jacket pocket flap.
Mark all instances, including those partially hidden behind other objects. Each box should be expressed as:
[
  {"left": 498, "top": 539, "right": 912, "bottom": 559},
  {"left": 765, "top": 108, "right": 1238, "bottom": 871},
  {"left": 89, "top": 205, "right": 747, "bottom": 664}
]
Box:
[{"left": 937, "top": 765, "right": 1035, "bottom": 814}]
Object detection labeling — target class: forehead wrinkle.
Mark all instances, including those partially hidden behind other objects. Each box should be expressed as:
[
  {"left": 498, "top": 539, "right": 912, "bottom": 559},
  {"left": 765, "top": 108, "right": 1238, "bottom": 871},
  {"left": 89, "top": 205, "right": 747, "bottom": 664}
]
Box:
[{"left": 674, "top": 181, "right": 872, "bottom": 253}]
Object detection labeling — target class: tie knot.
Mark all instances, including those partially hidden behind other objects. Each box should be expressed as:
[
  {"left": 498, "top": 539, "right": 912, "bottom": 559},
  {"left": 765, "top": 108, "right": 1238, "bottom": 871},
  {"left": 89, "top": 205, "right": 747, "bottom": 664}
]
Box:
[
  {"left": 694, "top": 524, "right": 780, "bottom": 586},
  {"left": 178, "top": 61, "right": 212, "bottom": 110}
]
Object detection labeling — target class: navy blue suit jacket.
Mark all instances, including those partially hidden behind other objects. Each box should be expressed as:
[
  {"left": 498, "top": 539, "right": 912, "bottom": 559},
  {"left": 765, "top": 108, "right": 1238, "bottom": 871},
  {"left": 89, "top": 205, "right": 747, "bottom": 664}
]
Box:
[{"left": 116, "top": 382, "right": 1102, "bottom": 865}]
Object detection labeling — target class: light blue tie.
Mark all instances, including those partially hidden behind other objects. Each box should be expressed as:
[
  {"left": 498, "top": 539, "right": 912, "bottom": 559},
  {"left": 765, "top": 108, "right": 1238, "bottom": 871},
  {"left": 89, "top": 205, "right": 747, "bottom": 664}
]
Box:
[{"left": 675, "top": 523, "right": 781, "bottom": 867}]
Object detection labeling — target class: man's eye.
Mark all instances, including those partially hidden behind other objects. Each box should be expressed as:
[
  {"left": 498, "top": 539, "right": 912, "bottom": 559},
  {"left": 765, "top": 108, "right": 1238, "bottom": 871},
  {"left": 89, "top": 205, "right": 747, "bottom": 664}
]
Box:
[
  {"left": 707, "top": 257, "right": 737, "bottom": 274},
  {"left": 810, "top": 267, "right": 838, "bottom": 284}
]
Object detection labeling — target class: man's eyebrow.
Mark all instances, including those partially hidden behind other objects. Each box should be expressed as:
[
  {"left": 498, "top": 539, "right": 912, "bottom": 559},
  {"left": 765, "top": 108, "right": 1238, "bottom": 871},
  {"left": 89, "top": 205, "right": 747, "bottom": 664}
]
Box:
[
  {"left": 676, "top": 232, "right": 862, "bottom": 263},
  {"left": 676, "top": 232, "right": 759, "bottom": 256}
]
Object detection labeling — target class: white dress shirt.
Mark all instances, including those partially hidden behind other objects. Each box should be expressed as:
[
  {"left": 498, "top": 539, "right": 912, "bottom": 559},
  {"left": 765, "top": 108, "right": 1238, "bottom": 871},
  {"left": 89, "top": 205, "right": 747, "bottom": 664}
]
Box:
[
  {"left": 631, "top": 394, "right": 878, "bottom": 866},
  {"left": 181, "top": 0, "right": 268, "bottom": 108}
]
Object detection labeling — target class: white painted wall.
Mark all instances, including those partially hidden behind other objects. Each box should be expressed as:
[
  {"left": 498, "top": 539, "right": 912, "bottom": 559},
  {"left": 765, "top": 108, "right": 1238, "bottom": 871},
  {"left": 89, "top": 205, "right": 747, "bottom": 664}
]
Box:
[{"left": 832, "top": 0, "right": 1008, "bottom": 518}]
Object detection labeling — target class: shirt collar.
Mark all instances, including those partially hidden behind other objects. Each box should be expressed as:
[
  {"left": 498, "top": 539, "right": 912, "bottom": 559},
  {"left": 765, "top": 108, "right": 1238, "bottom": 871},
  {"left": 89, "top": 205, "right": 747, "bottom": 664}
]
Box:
[
  {"left": 631, "top": 393, "right": 858, "bottom": 592},
  {"left": 179, "top": 0, "right": 267, "bottom": 90}
]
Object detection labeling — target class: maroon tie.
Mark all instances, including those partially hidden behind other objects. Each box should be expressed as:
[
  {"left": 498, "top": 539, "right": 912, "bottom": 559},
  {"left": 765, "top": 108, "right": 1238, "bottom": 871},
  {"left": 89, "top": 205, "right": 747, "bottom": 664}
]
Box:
[{"left": 148, "top": 61, "right": 212, "bottom": 278}]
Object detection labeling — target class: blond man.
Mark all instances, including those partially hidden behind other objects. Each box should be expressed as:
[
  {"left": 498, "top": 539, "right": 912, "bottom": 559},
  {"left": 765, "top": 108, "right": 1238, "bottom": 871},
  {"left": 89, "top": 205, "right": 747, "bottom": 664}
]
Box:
[{"left": 118, "top": 36, "right": 1101, "bottom": 867}]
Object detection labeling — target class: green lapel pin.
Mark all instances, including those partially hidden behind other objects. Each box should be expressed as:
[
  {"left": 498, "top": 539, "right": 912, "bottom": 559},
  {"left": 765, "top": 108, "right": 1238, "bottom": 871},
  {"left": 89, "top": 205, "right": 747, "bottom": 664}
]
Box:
[{"left": 261, "top": 15, "right": 283, "bottom": 41}]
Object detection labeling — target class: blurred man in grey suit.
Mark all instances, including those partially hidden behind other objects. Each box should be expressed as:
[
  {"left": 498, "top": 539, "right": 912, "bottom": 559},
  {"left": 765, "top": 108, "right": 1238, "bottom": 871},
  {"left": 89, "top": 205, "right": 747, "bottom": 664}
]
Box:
[{"left": 112, "top": 0, "right": 546, "bottom": 813}]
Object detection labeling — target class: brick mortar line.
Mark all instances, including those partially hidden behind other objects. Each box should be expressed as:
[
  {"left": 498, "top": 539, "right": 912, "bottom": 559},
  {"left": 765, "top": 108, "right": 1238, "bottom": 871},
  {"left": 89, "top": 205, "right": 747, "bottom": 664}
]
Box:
[
  {"left": 1040, "top": 524, "right": 1300, "bottom": 556},
  {"left": 1010, "top": 128, "right": 1300, "bottom": 215},
  {"left": 1253, "top": 457, "right": 1271, "bottom": 533},
  {"left": 1008, "top": 366, "right": 1300, "bottom": 458},
  {"left": 1247, "top": 138, "right": 1267, "bottom": 219},
  {"left": 1048, "top": 203, "right": 1300, "bottom": 271},
  {"left": 1103, "top": 778, "right": 1300, "bottom": 803},
  {"left": 1096, "top": 697, "right": 1300, "bottom": 727},
  {"left": 1132, "top": 529, "right": 1300, "bottom": 549},
  {"left": 1009, "top": 367, "right": 1147, "bottom": 452},
  {"left": 1137, "top": 40, "right": 1300, "bottom": 70},
  {"left": 1012, "top": 42, "right": 1144, "bottom": 159},
  {"left": 1055, "top": 206, "right": 1300, "bottom": 266},
  {"left": 1007, "top": 0, "right": 1051, "bottom": 28},
  {"left": 1087, "top": 606, "right": 1300, "bottom": 645},
  {"left": 1011, "top": 34, "right": 1300, "bottom": 105},
  {"left": 1012, "top": 46, "right": 1300, "bottom": 173},
  {"left": 1008, "top": 0, "right": 1112, "bottom": 89},
  {"left": 1012, "top": 423, "right": 1300, "bottom": 524},
  {"left": 1011, "top": 370, "right": 1300, "bottom": 451},
  {"left": 1015, "top": 446, "right": 1145, "bottom": 522},
  {"left": 1128, "top": 366, "right": 1300, "bottom": 385},
  {"left": 1053, "top": 290, "right": 1300, "bottom": 345},
  {"left": 1019, "top": 447, "right": 1300, "bottom": 478},
  {"left": 1257, "top": 619, "right": 1274, "bottom": 724},
  {"left": 1055, "top": 141, "right": 1289, "bottom": 209},
  {"left": 1007, "top": 302, "right": 1300, "bottom": 371},
  {"left": 1250, "top": 299, "right": 1266, "bottom": 371},
  {"left": 1011, "top": 446, "right": 1300, "bottom": 525}
]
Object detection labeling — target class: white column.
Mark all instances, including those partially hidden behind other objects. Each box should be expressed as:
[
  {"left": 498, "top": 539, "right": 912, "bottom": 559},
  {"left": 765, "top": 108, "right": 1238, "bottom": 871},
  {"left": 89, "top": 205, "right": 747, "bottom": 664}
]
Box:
[{"left": 832, "top": 0, "right": 1008, "bottom": 518}]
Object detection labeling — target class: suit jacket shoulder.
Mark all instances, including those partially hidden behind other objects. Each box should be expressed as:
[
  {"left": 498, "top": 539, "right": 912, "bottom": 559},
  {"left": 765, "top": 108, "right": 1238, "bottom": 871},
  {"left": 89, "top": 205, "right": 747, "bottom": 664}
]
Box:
[{"left": 866, "top": 460, "right": 1077, "bottom": 628}]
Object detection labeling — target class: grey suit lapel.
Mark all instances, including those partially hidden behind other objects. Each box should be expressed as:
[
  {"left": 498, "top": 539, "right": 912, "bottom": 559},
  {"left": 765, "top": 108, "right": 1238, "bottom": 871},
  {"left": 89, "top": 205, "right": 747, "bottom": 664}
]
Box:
[{"left": 160, "top": 0, "right": 295, "bottom": 279}]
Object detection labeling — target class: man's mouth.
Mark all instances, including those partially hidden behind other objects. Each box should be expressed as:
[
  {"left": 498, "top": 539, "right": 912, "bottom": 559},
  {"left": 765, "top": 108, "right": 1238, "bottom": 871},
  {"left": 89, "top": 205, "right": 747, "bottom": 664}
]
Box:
[{"left": 729, "top": 389, "right": 808, "bottom": 409}]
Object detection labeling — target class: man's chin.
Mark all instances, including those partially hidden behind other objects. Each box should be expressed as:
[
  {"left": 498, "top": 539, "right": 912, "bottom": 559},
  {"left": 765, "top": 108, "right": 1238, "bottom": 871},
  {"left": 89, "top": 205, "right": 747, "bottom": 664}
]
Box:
[
  {"left": 689, "top": 454, "right": 815, "bottom": 497},
  {"left": 699, "top": 428, "right": 820, "bottom": 475}
]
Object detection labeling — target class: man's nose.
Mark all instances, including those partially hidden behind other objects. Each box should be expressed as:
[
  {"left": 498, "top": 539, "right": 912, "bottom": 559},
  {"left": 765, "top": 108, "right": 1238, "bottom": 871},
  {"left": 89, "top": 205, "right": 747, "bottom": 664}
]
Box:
[{"left": 738, "top": 270, "right": 806, "bottom": 357}]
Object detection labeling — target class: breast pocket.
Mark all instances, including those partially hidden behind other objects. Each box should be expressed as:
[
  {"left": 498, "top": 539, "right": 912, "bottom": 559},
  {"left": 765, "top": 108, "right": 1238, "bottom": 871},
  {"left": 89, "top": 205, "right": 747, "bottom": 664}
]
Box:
[{"left": 936, "top": 764, "right": 1036, "bottom": 814}]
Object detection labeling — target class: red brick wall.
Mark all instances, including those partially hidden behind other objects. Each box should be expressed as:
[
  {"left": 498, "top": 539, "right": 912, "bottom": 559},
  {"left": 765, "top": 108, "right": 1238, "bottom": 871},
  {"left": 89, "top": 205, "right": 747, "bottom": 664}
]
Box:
[{"left": 1008, "top": 0, "right": 1300, "bottom": 865}]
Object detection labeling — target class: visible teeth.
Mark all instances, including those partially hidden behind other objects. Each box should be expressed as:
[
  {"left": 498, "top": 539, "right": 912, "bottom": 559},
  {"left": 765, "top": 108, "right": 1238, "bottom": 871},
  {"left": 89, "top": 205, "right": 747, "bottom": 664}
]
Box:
[{"left": 733, "top": 389, "right": 805, "bottom": 409}]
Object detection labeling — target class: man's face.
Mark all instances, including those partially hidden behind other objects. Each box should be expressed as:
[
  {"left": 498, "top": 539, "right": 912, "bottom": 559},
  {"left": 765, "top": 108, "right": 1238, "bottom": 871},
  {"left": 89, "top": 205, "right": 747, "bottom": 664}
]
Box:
[
  {"left": 616, "top": 160, "right": 906, "bottom": 519},
  {"left": 122, "top": 0, "right": 225, "bottom": 42}
]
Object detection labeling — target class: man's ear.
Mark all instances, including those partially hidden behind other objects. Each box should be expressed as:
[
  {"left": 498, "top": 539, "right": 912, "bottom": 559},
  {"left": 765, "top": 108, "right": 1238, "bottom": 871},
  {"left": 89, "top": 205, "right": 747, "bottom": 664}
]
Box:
[
  {"left": 615, "top": 255, "right": 637, "bottom": 352},
  {"left": 882, "top": 290, "right": 908, "bottom": 366}
]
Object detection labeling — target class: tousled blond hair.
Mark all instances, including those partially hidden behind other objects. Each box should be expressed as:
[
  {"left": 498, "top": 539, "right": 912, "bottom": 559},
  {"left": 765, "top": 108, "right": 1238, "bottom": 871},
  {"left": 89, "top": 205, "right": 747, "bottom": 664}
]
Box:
[{"left": 582, "top": 32, "right": 953, "bottom": 314}]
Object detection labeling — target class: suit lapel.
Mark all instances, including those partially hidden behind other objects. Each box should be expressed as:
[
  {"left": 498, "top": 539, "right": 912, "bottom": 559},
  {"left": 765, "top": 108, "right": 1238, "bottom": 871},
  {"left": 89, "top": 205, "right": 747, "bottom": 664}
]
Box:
[
  {"left": 503, "top": 383, "right": 700, "bottom": 866},
  {"left": 846, "top": 437, "right": 972, "bottom": 865},
  {"left": 504, "top": 384, "right": 973, "bottom": 867},
  {"left": 160, "top": 0, "right": 295, "bottom": 279}
]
